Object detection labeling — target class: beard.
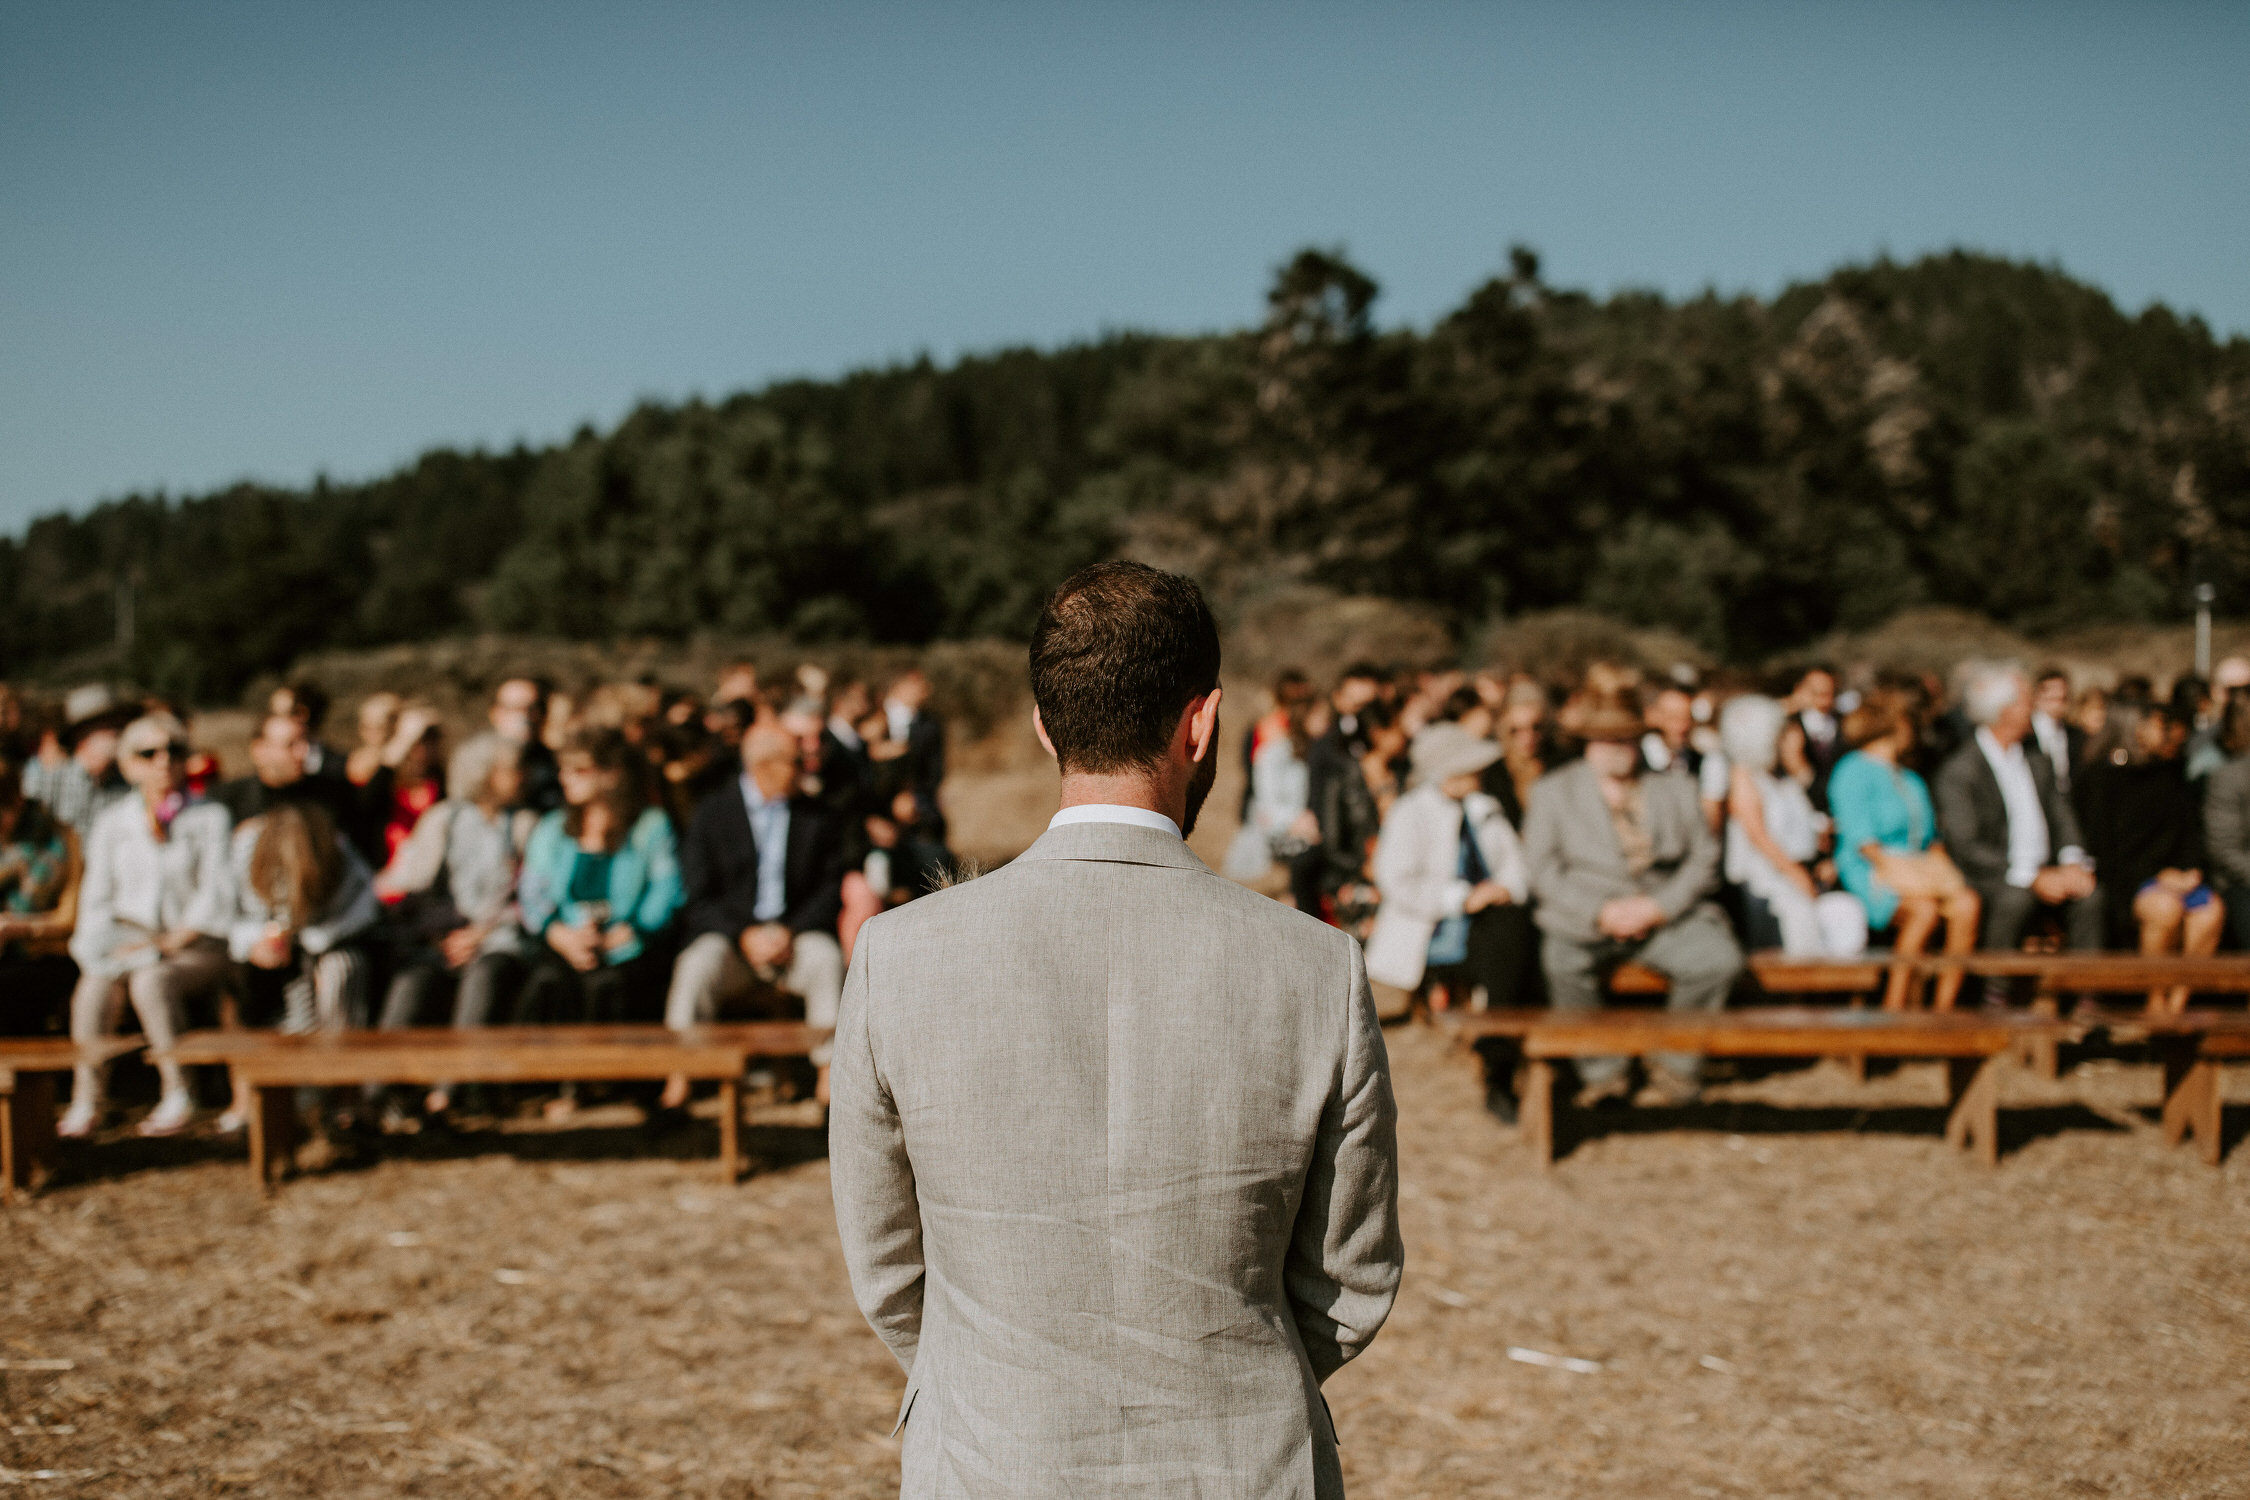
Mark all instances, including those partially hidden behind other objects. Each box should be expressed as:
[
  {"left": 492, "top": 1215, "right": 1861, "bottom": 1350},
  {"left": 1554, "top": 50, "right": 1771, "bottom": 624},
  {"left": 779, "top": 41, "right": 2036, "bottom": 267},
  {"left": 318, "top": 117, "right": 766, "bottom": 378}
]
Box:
[{"left": 1181, "top": 729, "right": 1220, "bottom": 838}]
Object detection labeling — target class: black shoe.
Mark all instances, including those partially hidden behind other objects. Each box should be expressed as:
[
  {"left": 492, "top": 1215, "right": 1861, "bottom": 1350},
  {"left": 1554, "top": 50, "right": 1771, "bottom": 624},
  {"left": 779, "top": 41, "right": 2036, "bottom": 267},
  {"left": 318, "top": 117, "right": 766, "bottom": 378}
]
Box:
[{"left": 1483, "top": 1088, "right": 1519, "bottom": 1126}]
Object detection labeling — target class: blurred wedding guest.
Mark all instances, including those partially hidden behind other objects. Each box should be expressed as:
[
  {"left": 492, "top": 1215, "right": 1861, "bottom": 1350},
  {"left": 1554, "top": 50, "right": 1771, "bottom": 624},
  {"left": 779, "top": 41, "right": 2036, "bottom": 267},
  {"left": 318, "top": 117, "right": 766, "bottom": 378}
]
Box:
[
  {"left": 1366, "top": 724, "right": 1532, "bottom": 1119},
  {"left": 714, "top": 660, "right": 761, "bottom": 710},
  {"left": 1482, "top": 680, "right": 1555, "bottom": 830},
  {"left": 1788, "top": 665, "right": 1844, "bottom": 810},
  {"left": 1314, "top": 700, "right": 1396, "bottom": 937},
  {"left": 517, "top": 729, "right": 683, "bottom": 1114},
  {"left": 373, "top": 732, "right": 536, "bottom": 1119},
  {"left": 344, "top": 692, "right": 402, "bottom": 786},
  {"left": 882, "top": 668, "right": 946, "bottom": 838},
  {"left": 1934, "top": 663, "right": 2101, "bottom": 952},
  {"left": 1720, "top": 696, "right": 1867, "bottom": 959},
  {"left": 1306, "top": 662, "right": 1386, "bottom": 845},
  {"left": 781, "top": 695, "right": 863, "bottom": 820},
  {"left": 1247, "top": 672, "right": 1326, "bottom": 912},
  {"left": 2203, "top": 695, "right": 2250, "bottom": 951},
  {"left": 218, "top": 711, "right": 366, "bottom": 849},
  {"left": 490, "top": 676, "right": 562, "bottom": 813},
  {"left": 0, "top": 759, "right": 83, "bottom": 1035},
  {"left": 62, "top": 714, "right": 234, "bottom": 1138},
  {"left": 1525, "top": 695, "right": 1740, "bottom": 1106},
  {"left": 2028, "top": 668, "right": 2084, "bottom": 799},
  {"left": 229, "top": 803, "right": 381, "bottom": 1129},
  {"left": 1829, "top": 693, "right": 1979, "bottom": 1010},
  {"left": 660, "top": 725, "right": 847, "bottom": 1109},
  {"left": 362, "top": 703, "right": 446, "bottom": 865},
  {"left": 0, "top": 684, "right": 25, "bottom": 761},
  {"left": 26, "top": 686, "right": 135, "bottom": 840},
  {"left": 268, "top": 679, "right": 343, "bottom": 781},
  {"left": 1640, "top": 684, "right": 1701, "bottom": 778},
  {"left": 2078, "top": 702, "right": 2222, "bottom": 1010},
  {"left": 824, "top": 679, "right": 873, "bottom": 770}
]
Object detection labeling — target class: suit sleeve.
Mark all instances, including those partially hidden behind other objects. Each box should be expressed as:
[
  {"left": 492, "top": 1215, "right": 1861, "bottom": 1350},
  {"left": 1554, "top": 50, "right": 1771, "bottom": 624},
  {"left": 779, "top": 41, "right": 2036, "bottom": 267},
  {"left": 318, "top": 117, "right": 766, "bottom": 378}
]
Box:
[
  {"left": 1523, "top": 780, "right": 1601, "bottom": 940},
  {"left": 1933, "top": 753, "right": 2000, "bottom": 887},
  {"left": 1285, "top": 939, "right": 1402, "bottom": 1383},
  {"left": 828, "top": 927, "right": 925, "bottom": 1374},
  {"left": 2207, "top": 766, "right": 2250, "bottom": 888},
  {"left": 785, "top": 812, "right": 848, "bottom": 936}
]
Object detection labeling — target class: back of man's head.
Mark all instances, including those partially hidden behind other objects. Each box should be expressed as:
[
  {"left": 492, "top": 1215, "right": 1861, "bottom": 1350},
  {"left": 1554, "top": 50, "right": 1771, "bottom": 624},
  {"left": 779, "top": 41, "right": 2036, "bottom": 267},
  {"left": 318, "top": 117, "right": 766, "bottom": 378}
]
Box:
[{"left": 1030, "top": 562, "right": 1220, "bottom": 775}]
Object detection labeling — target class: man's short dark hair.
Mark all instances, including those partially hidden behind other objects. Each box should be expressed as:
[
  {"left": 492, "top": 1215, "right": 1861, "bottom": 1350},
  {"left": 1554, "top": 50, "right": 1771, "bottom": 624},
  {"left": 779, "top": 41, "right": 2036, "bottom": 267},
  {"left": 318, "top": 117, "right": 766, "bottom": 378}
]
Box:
[{"left": 1030, "top": 562, "right": 1221, "bottom": 774}]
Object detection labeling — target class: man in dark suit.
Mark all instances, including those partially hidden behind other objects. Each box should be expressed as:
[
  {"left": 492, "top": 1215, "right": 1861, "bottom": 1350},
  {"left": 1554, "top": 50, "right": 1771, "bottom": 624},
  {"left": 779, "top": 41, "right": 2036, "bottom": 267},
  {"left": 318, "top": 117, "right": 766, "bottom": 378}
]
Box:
[
  {"left": 883, "top": 668, "right": 946, "bottom": 839},
  {"left": 661, "top": 724, "right": 849, "bottom": 1107},
  {"left": 1934, "top": 663, "right": 2101, "bottom": 952},
  {"left": 2028, "top": 667, "right": 2087, "bottom": 804},
  {"left": 1789, "top": 665, "right": 1845, "bottom": 811},
  {"left": 217, "top": 712, "right": 369, "bottom": 853}
]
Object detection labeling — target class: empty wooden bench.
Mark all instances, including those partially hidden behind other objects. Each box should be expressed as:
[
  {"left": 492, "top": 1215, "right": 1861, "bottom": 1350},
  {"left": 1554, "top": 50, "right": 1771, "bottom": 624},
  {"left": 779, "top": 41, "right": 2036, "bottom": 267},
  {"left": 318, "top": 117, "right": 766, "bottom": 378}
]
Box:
[
  {"left": 168, "top": 1023, "right": 829, "bottom": 1190},
  {"left": 1442, "top": 1006, "right": 2068, "bottom": 1167},
  {"left": 2067, "top": 1009, "right": 2250, "bottom": 1167},
  {"left": 1, "top": 1038, "right": 143, "bottom": 1203}
]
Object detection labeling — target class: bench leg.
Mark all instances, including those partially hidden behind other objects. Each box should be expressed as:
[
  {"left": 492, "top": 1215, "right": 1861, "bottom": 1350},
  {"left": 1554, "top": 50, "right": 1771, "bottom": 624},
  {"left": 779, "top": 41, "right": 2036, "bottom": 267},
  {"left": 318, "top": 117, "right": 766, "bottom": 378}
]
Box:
[
  {"left": 3, "top": 1076, "right": 58, "bottom": 1204},
  {"left": 246, "top": 1083, "right": 300, "bottom": 1194},
  {"left": 718, "top": 1077, "right": 742, "bottom": 1183},
  {"left": 2023, "top": 994, "right": 2060, "bottom": 1081},
  {"left": 2160, "top": 1056, "right": 2222, "bottom": 1167},
  {"left": 1944, "top": 1055, "right": 2001, "bottom": 1166},
  {"left": 1521, "top": 1059, "right": 1555, "bottom": 1167}
]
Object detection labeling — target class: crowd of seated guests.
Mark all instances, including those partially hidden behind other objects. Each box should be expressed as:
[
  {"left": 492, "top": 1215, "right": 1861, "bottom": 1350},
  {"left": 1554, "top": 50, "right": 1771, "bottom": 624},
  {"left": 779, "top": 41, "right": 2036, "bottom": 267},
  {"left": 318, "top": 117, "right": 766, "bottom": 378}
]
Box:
[
  {"left": 1230, "top": 650, "right": 2250, "bottom": 1119},
  {"left": 0, "top": 662, "right": 955, "bottom": 1144}
]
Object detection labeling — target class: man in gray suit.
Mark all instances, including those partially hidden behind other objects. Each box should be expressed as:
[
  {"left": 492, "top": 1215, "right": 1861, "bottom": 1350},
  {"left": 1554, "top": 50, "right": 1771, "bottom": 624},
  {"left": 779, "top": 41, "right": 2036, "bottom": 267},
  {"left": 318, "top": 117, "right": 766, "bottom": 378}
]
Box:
[
  {"left": 830, "top": 562, "right": 1402, "bottom": 1498},
  {"left": 1523, "top": 695, "right": 1740, "bottom": 1104}
]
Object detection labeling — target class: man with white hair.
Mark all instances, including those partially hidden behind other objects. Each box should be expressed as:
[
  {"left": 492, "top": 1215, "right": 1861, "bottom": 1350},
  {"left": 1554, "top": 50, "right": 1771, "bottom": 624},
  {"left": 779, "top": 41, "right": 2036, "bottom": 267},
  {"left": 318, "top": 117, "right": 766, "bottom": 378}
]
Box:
[
  {"left": 661, "top": 723, "right": 849, "bottom": 1109},
  {"left": 1934, "top": 662, "right": 2101, "bottom": 951}
]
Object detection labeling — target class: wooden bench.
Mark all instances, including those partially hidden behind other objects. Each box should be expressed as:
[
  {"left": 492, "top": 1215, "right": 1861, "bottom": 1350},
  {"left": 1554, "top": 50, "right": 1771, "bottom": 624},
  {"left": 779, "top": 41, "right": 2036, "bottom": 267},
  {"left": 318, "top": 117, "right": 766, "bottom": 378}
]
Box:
[
  {"left": 1601, "top": 953, "right": 1890, "bottom": 1000},
  {"left": 1441, "top": 1007, "right": 2068, "bottom": 1167},
  {"left": 2064, "top": 1009, "right": 2250, "bottom": 1167},
  {"left": 1932, "top": 954, "right": 2250, "bottom": 1077},
  {"left": 168, "top": 1024, "right": 829, "bottom": 1191},
  {"left": 1, "top": 1038, "right": 143, "bottom": 1203}
]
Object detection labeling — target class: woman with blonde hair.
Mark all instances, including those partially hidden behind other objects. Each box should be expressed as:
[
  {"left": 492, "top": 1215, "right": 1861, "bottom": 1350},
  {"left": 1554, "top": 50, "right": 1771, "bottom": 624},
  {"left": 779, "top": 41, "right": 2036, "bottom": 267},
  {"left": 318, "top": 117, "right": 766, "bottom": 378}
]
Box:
[
  {"left": 1720, "top": 695, "right": 1867, "bottom": 960},
  {"left": 1829, "top": 691, "right": 1979, "bottom": 1009}
]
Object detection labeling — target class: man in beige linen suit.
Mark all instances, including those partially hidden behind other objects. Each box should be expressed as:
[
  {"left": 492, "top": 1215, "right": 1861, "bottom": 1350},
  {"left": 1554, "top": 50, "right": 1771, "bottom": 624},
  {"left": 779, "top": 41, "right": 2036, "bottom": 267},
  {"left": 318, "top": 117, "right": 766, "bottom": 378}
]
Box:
[{"left": 831, "top": 562, "right": 1402, "bottom": 1498}]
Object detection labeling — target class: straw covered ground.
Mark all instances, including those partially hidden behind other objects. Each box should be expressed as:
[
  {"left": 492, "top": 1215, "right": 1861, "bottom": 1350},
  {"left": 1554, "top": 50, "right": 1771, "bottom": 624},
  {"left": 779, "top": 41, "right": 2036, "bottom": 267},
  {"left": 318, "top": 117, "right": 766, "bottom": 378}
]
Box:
[{"left": 4, "top": 1026, "right": 2247, "bottom": 1498}]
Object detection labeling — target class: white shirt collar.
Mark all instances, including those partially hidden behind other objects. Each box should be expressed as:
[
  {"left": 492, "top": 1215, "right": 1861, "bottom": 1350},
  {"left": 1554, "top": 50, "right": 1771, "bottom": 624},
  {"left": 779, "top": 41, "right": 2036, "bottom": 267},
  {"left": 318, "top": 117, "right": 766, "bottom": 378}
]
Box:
[{"left": 1048, "top": 803, "right": 1183, "bottom": 840}]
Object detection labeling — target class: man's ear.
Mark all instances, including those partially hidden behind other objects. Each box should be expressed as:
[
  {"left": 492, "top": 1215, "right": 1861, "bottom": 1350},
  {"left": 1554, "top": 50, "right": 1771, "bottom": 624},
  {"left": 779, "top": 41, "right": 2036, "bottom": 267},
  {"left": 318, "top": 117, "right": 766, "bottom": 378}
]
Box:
[
  {"left": 1033, "top": 704, "right": 1057, "bottom": 762},
  {"left": 1187, "top": 687, "right": 1224, "bottom": 763}
]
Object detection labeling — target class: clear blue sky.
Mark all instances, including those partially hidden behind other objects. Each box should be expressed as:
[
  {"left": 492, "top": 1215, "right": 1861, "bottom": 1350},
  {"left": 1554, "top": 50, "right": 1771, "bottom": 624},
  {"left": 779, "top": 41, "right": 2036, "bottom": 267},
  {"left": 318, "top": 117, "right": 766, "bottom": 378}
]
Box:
[{"left": 3, "top": 1, "right": 2245, "bottom": 530}]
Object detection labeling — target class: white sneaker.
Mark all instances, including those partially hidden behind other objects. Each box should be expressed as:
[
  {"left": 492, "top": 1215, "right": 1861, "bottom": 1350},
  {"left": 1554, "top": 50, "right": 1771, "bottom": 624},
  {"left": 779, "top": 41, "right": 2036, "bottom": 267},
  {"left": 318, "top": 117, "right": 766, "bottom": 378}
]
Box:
[
  {"left": 214, "top": 1109, "right": 248, "bottom": 1135},
  {"left": 138, "top": 1093, "right": 195, "bottom": 1137},
  {"left": 57, "top": 1103, "right": 98, "bottom": 1139}
]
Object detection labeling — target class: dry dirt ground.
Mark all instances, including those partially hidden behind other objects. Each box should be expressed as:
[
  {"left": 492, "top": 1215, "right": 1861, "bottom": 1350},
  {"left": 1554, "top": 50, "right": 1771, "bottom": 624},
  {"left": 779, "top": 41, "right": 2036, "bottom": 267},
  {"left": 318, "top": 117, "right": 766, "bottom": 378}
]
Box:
[{"left": 5, "top": 1027, "right": 2248, "bottom": 1498}]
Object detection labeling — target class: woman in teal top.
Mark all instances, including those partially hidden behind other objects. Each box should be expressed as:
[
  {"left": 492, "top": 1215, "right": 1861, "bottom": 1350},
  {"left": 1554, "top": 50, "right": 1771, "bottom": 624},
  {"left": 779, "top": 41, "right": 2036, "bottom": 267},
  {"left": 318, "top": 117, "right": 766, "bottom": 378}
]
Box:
[
  {"left": 1827, "top": 694, "right": 1979, "bottom": 1009},
  {"left": 515, "top": 728, "right": 682, "bottom": 1114}
]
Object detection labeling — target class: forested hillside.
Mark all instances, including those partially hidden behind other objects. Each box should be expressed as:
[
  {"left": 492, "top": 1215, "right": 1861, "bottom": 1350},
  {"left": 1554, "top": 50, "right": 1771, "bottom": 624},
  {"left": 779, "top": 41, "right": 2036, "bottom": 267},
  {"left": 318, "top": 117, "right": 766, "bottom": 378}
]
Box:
[{"left": 5, "top": 248, "right": 2246, "bottom": 701}]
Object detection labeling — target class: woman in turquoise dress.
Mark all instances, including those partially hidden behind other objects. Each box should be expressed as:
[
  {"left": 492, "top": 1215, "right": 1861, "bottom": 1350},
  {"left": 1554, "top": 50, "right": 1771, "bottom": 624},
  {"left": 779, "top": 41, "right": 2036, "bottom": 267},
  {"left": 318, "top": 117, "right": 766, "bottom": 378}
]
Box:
[{"left": 1828, "top": 693, "right": 1980, "bottom": 1009}]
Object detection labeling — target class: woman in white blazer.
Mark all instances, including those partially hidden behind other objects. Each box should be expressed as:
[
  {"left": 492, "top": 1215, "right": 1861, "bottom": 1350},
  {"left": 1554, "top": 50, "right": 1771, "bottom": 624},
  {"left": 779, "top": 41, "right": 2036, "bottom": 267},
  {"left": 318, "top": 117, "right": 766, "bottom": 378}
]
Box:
[{"left": 1365, "top": 723, "right": 1535, "bottom": 1118}]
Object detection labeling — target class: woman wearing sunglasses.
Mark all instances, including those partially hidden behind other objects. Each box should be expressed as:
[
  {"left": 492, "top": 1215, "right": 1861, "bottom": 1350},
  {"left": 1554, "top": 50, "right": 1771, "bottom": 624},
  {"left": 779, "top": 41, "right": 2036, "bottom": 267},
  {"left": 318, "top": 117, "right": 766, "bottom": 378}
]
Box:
[{"left": 62, "top": 713, "right": 235, "bottom": 1137}]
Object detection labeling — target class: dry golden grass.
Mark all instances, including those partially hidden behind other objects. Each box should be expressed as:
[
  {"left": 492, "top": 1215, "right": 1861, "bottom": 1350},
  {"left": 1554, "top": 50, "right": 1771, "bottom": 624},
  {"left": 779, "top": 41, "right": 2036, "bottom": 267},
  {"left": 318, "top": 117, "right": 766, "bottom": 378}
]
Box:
[{"left": 4, "top": 1029, "right": 2245, "bottom": 1497}]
